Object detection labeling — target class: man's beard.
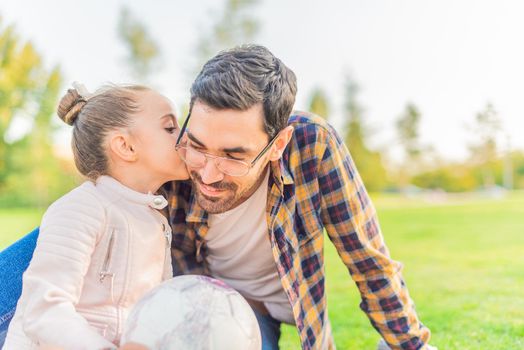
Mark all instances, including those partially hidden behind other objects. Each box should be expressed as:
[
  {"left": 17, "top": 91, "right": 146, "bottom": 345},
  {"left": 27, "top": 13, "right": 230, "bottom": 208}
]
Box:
[
  {"left": 190, "top": 168, "right": 267, "bottom": 214},
  {"left": 190, "top": 171, "right": 240, "bottom": 214}
]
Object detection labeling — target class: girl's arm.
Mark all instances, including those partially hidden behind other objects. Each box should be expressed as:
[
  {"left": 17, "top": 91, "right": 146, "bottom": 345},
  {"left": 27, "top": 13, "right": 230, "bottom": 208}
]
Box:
[{"left": 21, "top": 188, "right": 116, "bottom": 349}]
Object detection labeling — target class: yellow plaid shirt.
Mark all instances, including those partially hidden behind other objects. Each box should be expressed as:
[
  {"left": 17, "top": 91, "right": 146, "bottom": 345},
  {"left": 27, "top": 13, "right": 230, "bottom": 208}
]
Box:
[{"left": 163, "top": 112, "right": 431, "bottom": 349}]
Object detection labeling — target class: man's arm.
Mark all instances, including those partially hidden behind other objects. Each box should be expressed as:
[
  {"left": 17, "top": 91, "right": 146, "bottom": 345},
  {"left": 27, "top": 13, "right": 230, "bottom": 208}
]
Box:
[{"left": 315, "top": 123, "right": 431, "bottom": 350}]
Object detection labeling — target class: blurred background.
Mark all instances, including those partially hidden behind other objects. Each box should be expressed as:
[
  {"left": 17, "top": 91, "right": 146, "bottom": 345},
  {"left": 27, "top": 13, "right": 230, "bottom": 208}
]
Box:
[{"left": 1, "top": 1, "right": 523, "bottom": 349}]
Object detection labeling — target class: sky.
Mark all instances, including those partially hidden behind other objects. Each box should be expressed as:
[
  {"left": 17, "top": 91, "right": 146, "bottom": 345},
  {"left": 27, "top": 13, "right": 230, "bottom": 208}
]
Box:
[{"left": 2, "top": 0, "right": 523, "bottom": 161}]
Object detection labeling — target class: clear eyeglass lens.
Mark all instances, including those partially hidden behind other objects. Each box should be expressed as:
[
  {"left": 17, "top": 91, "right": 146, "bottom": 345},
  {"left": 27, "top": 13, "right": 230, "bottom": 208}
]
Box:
[
  {"left": 216, "top": 158, "right": 249, "bottom": 176},
  {"left": 178, "top": 146, "right": 249, "bottom": 177}
]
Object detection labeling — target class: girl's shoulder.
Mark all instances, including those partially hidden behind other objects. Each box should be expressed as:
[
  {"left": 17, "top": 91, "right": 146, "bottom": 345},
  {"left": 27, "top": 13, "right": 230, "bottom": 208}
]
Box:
[
  {"left": 36, "top": 181, "right": 112, "bottom": 246},
  {"left": 42, "top": 181, "right": 108, "bottom": 224},
  {"left": 49, "top": 180, "right": 105, "bottom": 206}
]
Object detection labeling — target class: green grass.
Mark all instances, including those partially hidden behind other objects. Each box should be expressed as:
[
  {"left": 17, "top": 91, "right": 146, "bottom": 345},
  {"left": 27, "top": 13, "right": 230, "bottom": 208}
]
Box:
[
  {"left": 280, "top": 192, "right": 524, "bottom": 349},
  {"left": 1, "top": 193, "right": 523, "bottom": 349},
  {"left": 0, "top": 208, "right": 45, "bottom": 249}
]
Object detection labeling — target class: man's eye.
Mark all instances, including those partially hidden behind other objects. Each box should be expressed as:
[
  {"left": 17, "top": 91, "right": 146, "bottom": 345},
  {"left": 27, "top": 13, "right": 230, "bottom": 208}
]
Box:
[
  {"left": 226, "top": 154, "right": 243, "bottom": 161},
  {"left": 189, "top": 143, "right": 204, "bottom": 151}
]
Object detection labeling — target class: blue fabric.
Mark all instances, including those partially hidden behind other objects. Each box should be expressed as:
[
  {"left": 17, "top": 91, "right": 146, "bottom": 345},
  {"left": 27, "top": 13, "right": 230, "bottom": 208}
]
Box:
[
  {"left": 252, "top": 308, "right": 282, "bottom": 350},
  {"left": 0, "top": 228, "right": 39, "bottom": 348}
]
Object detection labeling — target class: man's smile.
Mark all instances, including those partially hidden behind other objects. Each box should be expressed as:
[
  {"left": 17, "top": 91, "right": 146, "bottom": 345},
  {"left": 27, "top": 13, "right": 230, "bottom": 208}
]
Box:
[{"left": 198, "top": 182, "right": 227, "bottom": 197}]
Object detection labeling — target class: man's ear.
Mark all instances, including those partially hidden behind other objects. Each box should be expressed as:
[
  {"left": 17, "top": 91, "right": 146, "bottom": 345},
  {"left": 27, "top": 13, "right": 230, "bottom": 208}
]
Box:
[
  {"left": 268, "top": 126, "right": 294, "bottom": 161},
  {"left": 108, "top": 132, "right": 138, "bottom": 162}
]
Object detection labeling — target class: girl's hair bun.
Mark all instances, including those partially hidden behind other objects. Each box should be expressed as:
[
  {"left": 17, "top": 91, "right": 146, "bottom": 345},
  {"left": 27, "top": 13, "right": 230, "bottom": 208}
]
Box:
[{"left": 57, "top": 88, "right": 87, "bottom": 126}]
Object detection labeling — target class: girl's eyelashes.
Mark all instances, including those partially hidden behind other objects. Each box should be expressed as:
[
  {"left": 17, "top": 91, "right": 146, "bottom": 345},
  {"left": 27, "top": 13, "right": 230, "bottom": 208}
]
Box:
[{"left": 165, "top": 126, "right": 177, "bottom": 133}]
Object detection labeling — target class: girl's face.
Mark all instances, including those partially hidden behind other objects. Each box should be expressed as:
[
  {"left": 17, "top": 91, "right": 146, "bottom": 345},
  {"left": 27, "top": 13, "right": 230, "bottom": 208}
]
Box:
[{"left": 128, "top": 90, "right": 189, "bottom": 183}]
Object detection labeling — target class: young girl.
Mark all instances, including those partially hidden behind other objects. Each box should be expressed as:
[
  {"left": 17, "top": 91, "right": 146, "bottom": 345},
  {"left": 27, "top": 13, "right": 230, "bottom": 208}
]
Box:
[{"left": 3, "top": 83, "right": 187, "bottom": 349}]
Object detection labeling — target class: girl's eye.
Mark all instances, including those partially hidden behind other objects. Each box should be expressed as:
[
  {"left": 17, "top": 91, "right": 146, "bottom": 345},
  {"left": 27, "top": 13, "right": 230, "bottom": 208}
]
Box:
[{"left": 165, "top": 127, "right": 176, "bottom": 133}]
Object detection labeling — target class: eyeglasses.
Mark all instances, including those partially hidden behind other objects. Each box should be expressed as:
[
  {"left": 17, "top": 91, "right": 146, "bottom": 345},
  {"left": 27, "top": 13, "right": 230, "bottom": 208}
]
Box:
[{"left": 175, "top": 112, "right": 278, "bottom": 177}]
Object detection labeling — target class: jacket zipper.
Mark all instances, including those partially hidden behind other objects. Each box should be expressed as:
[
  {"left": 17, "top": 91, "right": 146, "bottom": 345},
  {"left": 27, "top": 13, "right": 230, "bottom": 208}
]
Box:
[
  {"left": 163, "top": 223, "right": 172, "bottom": 280},
  {"left": 99, "top": 230, "right": 116, "bottom": 284}
]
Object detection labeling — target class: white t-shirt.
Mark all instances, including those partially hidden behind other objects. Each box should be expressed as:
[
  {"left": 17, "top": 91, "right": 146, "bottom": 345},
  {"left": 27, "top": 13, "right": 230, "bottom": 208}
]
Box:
[{"left": 205, "top": 171, "right": 294, "bottom": 324}]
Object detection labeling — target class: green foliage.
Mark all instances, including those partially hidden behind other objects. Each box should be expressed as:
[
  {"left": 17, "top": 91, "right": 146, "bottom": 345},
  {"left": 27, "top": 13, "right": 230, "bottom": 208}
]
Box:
[
  {"left": 0, "top": 17, "right": 79, "bottom": 208},
  {"left": 308, "top": 87, "right": 330, "bottom": 120},
  {"left": 513, "top": 152, "right": 524, "bottom": 188},
  {"left": 194, "top": 0, "right": 260, "bottom": 75},
  {"left": 118, "top": 7, "right": 162, "bottom": 82},
  {"left": 412, "top": 164, "right": 478, "bottom": 192},
  {"left": 2, "top": 68, "right": 79, "bottom": 207},
  {"left": 468, "top": 103, "right": 502, "bottom": 187},
  {"left": 396, "top": 102, "right": 422, "bottom": 161},
  {"left": 342, "top": 75, "right": 387, "bottom": 191},
  {"left": 411, "top": 151, "right": 524, "bottom": 192},
  {"left": 0, "top": 17, "right": 42, "bottom": 185}
]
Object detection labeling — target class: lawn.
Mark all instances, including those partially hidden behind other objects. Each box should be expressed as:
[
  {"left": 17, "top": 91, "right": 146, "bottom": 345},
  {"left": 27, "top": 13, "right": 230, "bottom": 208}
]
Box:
[
  {"left": 1, "top": 192, "right": 523, "bottom": 349},
  {"left": 0, "top": 208, "right": 45, "bottom": 249}
]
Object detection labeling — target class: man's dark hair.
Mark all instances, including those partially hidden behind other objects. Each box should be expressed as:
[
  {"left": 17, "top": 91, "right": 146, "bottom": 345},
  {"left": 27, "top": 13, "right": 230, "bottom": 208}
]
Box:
[{"left": 190, "top": 44, "right": 297, "bottom": 138}]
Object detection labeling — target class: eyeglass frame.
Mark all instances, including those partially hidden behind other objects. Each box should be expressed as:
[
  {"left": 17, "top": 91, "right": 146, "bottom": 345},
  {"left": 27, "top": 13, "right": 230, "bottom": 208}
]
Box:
[{"left": 175, "top": 112, "right": 279, "bottom": 177}]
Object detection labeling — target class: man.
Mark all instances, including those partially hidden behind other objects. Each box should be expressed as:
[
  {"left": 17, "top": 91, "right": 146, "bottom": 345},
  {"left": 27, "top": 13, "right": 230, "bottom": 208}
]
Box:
[{"left": 162, "top": 44, "right": 434, "bottom": 350}]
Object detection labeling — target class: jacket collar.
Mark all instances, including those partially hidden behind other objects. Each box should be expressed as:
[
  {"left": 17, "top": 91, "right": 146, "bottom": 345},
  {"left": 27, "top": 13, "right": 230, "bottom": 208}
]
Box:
[{"left": 96, "top": 176, "right": 168, "bottom": 210}]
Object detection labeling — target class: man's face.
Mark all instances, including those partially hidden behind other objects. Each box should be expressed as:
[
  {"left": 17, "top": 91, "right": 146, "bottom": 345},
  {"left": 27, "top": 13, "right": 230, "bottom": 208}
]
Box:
[{"left": 184, "top": 100, "right": 273, "bottom": 214}]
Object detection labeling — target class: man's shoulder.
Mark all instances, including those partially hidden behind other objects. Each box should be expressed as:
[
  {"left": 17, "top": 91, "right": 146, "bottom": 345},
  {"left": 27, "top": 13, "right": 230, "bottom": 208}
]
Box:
[
  {"left": 287, "top": 111, "right": 339, "bottom": 150},
  {"left": 288, "top": 110, "right": 332, "bottom": 131}
]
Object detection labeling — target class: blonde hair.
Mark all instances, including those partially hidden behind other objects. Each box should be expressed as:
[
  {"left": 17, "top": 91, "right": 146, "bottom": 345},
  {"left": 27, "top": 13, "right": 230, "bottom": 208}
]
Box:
[{"left": 57, "top": 84, "right": 150, "bottom": 180}]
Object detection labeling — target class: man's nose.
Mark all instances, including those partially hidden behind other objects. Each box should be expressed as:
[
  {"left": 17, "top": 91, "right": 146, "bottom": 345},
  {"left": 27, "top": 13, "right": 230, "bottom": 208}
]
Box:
[{"left": 199, "top": 158, "right": 225, "bottom": 184}]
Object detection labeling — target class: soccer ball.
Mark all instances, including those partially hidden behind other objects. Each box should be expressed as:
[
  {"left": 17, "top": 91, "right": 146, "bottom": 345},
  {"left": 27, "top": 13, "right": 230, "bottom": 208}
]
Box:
[{"left": 121, "top": 275, "right": 261, "bottom": 350}]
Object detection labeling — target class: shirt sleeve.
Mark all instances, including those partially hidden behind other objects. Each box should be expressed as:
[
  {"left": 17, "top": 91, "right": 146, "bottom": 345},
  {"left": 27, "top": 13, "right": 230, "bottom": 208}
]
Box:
[
  {"left": 20, "top": 188, "right": 116, "bottom": 350},
  {"left": 315, "top": 124, "right": 431, "bottom": 350},
  {"left": 160, "top": 181, "right": 207, "bottom": 276},
  {"left": 171, "top": 226, "right": 208, "bottom": 276}
]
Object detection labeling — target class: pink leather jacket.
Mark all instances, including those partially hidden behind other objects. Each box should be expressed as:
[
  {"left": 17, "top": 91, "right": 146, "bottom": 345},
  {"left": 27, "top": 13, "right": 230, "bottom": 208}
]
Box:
[{"left": 4, "top": 176, "right": 173, "bottom": 349}]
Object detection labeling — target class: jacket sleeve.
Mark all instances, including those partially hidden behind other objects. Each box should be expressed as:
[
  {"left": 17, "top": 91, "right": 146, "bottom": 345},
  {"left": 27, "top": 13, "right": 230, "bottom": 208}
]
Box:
[
  {"left": 316, "top": 124, "right": 431, "bottom": 350},
  {"left": 21, "top": 188, "right": 116, "bottom": 350}
]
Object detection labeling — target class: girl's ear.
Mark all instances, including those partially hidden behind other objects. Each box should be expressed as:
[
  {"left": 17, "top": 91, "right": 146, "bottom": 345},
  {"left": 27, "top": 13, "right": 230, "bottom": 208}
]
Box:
[
  {"left": 108, "top": 132, "right": 138, "bottom": 162},
  {"left": 268, "top": 126, "right": 294, "bottom": 161}
]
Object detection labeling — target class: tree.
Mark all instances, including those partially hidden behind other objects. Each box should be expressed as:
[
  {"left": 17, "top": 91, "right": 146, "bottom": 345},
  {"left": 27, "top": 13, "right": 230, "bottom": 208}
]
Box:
[
  {"left": 0, "top": 17, "right": 43, "bottom": 189},
  {"left": 118, "top": 7, "right": 162, "bottom": 83},
  {"left": 308, "top": 87, "right": 329, "bottom": 120},
  {"left": 0, "top": 17, "right": 77, "bottom": 207},
  {"left": 193, "top": 0, "right": 260, "bottom": 75},
  {"left": 342, "top": 75, "right": 387, "bottom": 192},
  {"left": 395, "top": 102, "right": 424, "bottom": 187},
  {"left": 396, "top": 102, "right": 422, "bottom": 162},
  {"left": 469, "top": 102, "right": 502, "bottom": 188},
  {"left": 180, "top": 0, "right": 260, "bottom": 123}
]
